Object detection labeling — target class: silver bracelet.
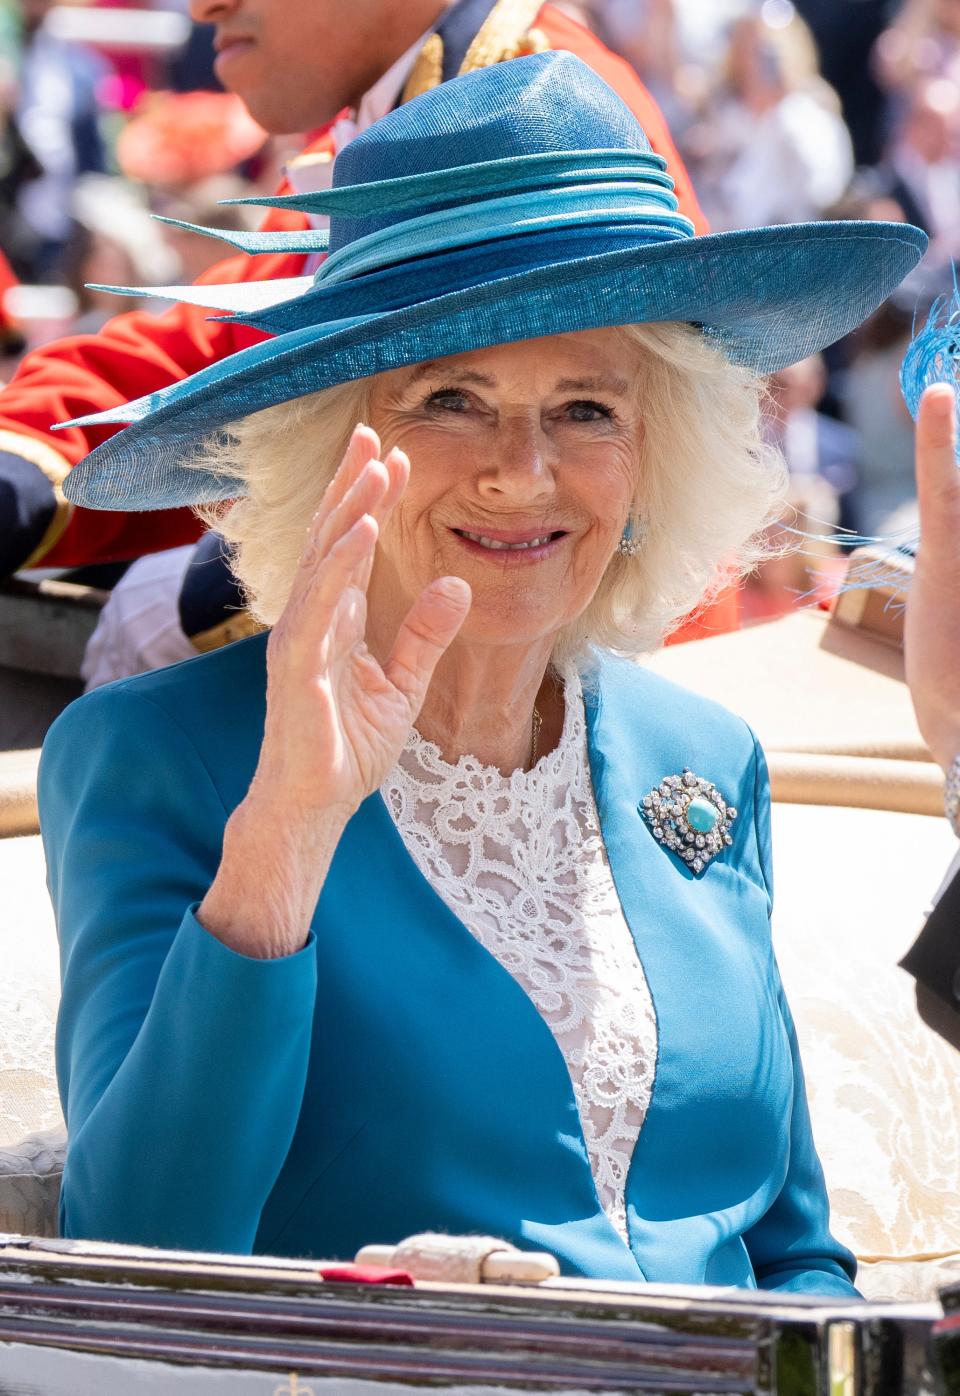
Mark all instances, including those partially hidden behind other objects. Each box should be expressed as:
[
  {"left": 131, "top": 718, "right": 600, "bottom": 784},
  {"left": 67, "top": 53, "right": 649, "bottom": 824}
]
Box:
[{"left": 946, "top": 753, "right": 960, "bottom": 838}]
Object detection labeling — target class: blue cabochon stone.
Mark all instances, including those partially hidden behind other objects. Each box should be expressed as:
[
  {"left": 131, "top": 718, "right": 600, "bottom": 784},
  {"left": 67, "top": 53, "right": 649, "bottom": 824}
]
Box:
[{"left": 686, "top": 796, "right": 720, "bottom": 834}]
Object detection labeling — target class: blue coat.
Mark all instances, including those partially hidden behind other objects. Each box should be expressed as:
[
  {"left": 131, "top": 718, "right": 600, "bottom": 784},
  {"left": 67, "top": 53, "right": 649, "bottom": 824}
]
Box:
[{"left": 39, "top": 635, "right": 857, "bottom": 1296}]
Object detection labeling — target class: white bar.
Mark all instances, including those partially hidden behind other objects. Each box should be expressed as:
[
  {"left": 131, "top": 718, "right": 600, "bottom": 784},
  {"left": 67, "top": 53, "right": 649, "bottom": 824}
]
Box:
[{"left": 44, "top": 7, "right": 191, "bottom": 52}]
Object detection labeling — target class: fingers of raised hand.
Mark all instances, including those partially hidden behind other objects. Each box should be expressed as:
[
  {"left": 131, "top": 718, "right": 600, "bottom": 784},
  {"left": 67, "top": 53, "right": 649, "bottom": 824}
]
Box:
[
  {"left": 314, "top": 418, "right": 388, "bottom": 549},
  {"left": 915, "top": 384, "right": 960, "bottom": 558},
  {"left": 300, "top": 443, "right": 409, "bottom": 604},
  {"left": 273, "top": 513, "right": 380, "bottom": 662},
  {"left": 283, "top": 425, "right": 380, "bottom": 613},
  {"left": 272, "top": 425, "right": 413, "bottom": 672},
  {"left": 384, "top": 576, "right": 472, "bottom": 716},
  {"left": 322, "top": 423, "right": 382, "bottom": 519},
  {"left": 380, "top": 446, "right": 410, "bottom": 520},
  {"left": 313, "top": 439, "right": 409, "bottom": 563},
  {"left": 350, "top": 447, "right": 410, "bottom": 594},
  {"left": 286, "top": 451, "right": 388, "bottom": 622},
  {"left": 315, "top": 454, "right": 391, "bottom": 559}
]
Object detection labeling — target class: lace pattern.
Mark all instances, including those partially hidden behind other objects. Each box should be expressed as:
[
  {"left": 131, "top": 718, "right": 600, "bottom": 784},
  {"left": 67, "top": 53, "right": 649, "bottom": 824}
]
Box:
[{"left": 382, "top": 672, "right": 657, "bottom": 1241}]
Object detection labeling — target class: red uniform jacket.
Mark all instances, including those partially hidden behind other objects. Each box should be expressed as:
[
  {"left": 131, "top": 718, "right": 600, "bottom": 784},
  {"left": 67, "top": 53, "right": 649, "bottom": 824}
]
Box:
[
  {"left": 0, "top": 6, "right": 737, "bottom": 637},
  {"left": 0, "top": 249, "right": 18, "bottom": 345}
]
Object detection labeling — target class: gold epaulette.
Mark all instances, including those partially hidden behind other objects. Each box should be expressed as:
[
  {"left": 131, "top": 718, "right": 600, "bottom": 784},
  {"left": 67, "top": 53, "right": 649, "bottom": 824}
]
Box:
[
  {"left": 190, "top": 609, "right": 266, "bottom": 654},
  {"left": 402, "top": 0, "right": 549, "bottom": 104},
  {"left": 0, "top": 429, "right": 74, "bottom": 569},
  {"left": 403, "top": 33, "right": 445, "bottom": 102}
]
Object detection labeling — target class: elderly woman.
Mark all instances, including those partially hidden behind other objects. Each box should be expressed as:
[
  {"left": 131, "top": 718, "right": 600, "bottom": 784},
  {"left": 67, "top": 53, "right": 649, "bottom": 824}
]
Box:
[{"left": 40, "top": 53, "right": 928, "bottom": 1294}]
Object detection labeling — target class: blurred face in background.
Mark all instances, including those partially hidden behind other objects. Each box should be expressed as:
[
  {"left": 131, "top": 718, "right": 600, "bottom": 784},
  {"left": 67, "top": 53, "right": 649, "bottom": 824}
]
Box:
[
  {"left": 904, "top": 80, "right": 960, "bottom": 163},
  {"left": 723, "top": 14, "right": 820, "bottom": 109},
  {"left": 17, "top": 0, "right": 52, "bottom": 36},
  {"left": 936, "top": 0, "right": 960, "bottom": 39},
  {"left": 767, "top": 357, "right": 826, "bottom": 421},
  {"left": 724, "top": 20, "right": 788, "bottom": 110},
  {"left": 187, "top": 0, "right": 450, "bottom": 134}
]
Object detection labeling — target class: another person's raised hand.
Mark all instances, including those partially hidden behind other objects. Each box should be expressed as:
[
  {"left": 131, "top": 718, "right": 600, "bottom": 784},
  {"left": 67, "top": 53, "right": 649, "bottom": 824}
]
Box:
[
  {"left": 905, "top": 384, "right": 960, "bottom": 777},
  {"left": 199, "top": 425, "right": 471, "bottom": 958}
]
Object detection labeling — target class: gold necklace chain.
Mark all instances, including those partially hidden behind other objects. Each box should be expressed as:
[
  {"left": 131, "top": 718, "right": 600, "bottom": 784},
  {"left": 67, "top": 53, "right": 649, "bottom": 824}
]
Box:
[{"left": 531, "top": 704, "right": 543, "bottom": 767}]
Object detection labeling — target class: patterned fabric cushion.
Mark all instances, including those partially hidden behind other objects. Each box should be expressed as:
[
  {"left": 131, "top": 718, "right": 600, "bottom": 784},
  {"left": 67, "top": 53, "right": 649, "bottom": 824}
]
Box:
[
  {"left": 0, "top": 833, "right": 64, "bottom": 1238},
  {"left": 2, "top": 813, "right": 960, "bottom": 1299},
  {"left": 771, "top": 803, "right": 960, "bottom": 1301},
  {"left": 0, "top": 1126, "right": 64, "bottom": 1237},
  {"left": 0, "top": 834, "right": 62, "bottom": 1148}
]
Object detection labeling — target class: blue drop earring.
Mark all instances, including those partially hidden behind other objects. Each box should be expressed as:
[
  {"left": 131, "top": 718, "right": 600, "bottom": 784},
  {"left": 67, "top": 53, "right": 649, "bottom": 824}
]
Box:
[{"left": 617, "top": 516, "right": 646, "bottom": 557}]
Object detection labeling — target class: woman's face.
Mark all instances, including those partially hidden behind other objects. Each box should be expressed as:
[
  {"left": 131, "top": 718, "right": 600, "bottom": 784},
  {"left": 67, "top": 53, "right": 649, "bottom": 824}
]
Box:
[{"left": 367, "top": 329, "right": 643, "bottom": 653}]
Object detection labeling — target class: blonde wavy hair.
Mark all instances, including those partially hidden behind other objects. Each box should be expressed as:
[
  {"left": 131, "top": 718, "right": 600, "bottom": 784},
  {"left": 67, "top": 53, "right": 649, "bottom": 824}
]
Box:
[{"left": 193, "top": 322, "right": 787, "bottom": 659}]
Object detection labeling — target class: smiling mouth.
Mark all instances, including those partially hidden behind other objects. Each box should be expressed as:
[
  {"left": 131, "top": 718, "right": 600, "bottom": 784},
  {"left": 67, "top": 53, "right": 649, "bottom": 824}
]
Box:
[
  {"left": 214, "top": 34, "right": 255, "bottom": 58},
  {"left": 453, "top": 529, "right": 567, "bottom": 552}
]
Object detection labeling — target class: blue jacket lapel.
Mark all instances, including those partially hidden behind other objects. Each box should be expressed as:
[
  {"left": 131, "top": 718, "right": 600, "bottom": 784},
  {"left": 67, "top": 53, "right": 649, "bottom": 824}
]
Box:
[{"left": 584, "top": 655, "right": 781, "bottom": 1285}]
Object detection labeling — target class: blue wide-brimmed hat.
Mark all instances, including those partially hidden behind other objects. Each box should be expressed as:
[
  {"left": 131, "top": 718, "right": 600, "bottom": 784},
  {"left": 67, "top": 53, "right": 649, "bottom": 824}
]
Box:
[{"left": 61, "top": 51, "right": 926, "bottom": 512}]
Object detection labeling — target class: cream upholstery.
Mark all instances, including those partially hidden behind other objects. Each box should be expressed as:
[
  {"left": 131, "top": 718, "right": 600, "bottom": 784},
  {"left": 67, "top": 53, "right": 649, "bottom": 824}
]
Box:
[
  {"left": 2, "top": 808, "right": 960, "bottom": 1300},
  {"left": 0, "top": 1127, "right": 65, "bottom": 1238},
  {"left": 770, "top": 804, "right": 960, "bottom": 1302},
  {"left": 1, "top": 834, "right": 62, "bottom": 1147},
  {"left": 0, "top": 834, "right": 64, "bottom": 1238}
]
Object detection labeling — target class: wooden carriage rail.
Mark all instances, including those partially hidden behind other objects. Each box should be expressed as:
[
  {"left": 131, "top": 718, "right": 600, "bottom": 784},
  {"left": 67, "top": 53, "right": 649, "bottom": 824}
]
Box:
[
  {"left": 0, "top": 747, "right": 40, "bottom": 838},
  {"left": 3, "top": 745, "right": 943, "bottom": 842},
  {"left": 0, "top": 1236, "right": 942, "bottom": 1395},
  {"left": 765, "top": 751, "right": 944, "bottom": 816}
]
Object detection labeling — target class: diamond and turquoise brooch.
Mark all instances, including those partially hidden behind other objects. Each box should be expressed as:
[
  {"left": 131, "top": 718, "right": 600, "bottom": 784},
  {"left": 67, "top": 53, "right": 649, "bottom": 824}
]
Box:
[{"left": 639, "top": 769, "right": 736, "bottom": 875}]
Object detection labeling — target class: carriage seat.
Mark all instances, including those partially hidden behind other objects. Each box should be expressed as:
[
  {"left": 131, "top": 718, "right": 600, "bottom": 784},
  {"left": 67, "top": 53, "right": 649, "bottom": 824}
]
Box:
[{"left": 3, "top": 605, "right": 960, "bottom": 1303}]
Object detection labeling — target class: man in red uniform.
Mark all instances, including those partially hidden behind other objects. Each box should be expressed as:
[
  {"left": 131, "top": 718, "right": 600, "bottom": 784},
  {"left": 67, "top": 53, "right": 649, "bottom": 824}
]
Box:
[{"left": 0, "top": 0, "right": 737, "bottom": 646}]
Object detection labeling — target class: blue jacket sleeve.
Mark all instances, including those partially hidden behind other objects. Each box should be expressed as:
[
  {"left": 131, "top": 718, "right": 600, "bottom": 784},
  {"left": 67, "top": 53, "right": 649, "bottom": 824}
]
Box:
[
  {"left": 39, "top": 682, "right": 317, "bottom": 1253},
  {"left": 742, "top": 737, "right": 859, "bottom": 1299}
]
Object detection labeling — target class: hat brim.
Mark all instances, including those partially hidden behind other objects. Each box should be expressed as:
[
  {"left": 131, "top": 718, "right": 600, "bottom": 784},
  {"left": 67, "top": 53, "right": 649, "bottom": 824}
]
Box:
[{"left": 63, "top": 219, "right": 926, "bottom": 511}]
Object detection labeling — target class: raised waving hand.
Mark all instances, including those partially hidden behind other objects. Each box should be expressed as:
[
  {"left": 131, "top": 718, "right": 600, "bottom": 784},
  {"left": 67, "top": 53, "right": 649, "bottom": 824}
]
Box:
[
  {"left": 905, "top": 385, "right": 960, "bottom": 777},
  {"left": 199, "top": 425, "right": 472, "bottom": 958}
]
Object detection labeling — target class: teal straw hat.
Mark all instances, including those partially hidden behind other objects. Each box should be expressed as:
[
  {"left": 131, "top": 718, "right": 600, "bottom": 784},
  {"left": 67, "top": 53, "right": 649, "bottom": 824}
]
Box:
[{"left": 60, "top": 51, "right": 927, "bottom": 512}]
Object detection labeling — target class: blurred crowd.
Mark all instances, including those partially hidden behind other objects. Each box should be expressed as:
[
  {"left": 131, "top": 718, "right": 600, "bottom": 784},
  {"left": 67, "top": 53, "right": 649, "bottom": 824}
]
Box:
[
  {"left": 0, "top": 0, "right": 955, "bottom": 618},
  {"left": 0, "top": 0, "right": 291, "bottom": 357}
]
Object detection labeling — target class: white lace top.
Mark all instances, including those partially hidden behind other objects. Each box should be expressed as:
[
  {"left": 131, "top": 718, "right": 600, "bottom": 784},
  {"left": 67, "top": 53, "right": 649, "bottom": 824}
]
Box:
[{"left": 381, "top": 671, "right": 658, "bottom": 1242}]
